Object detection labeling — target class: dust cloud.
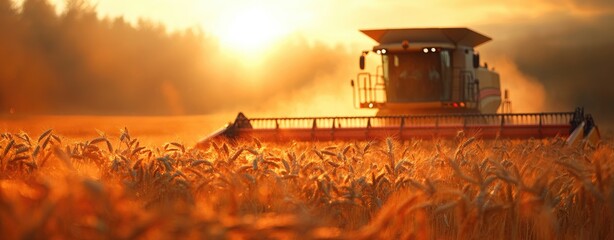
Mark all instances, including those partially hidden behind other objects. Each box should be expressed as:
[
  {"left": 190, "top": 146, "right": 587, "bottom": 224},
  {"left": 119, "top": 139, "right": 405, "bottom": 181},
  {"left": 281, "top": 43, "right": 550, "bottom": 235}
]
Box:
[
  {"left": 235, "top": 36, "right": 375, "bottom": 118},
  {"left": 486, "top": 58, "right": 546, "bottom": 113},
  {"left": 477, "top": 6, "right": 614, "bottom": 131}
]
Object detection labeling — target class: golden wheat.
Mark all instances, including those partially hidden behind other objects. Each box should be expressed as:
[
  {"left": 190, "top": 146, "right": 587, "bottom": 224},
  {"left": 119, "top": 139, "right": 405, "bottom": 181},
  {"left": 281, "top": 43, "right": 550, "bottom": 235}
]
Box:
[{"left": 0, "top": 130, "right": 611, "bottom": 239}]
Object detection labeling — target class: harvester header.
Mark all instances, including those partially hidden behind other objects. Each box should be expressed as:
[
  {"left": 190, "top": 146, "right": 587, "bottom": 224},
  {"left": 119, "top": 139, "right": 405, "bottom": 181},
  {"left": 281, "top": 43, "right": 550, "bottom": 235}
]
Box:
[{"left": 200, "top": 27, "right": 599, "bottom": 145}]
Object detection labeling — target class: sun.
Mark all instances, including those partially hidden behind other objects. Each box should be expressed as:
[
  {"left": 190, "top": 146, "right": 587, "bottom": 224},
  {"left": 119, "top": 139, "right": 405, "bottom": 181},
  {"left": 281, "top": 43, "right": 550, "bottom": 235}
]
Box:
[{"left": 215, "top": 7, "right": 287, "bottom": 55}]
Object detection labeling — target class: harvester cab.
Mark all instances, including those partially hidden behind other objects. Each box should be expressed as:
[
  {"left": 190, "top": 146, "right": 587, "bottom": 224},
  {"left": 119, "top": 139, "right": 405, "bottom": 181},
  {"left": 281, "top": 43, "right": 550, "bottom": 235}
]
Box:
[
  {"left": 353, "top": 28, "right": 501, "bottom": 115},
  {"left": 199, "top": 28, "right": 599, "bottom": 145}
]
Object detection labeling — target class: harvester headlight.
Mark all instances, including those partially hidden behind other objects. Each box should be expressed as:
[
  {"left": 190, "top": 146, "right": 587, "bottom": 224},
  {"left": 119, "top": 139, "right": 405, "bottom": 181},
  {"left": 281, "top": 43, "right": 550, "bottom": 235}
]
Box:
[
  {"left": 381, "top": 49, "right": 387, "bottom": 54},
  {"left": 376, "top": 49, "right": 382, "bottom": 55},
  {"left": 460, "top": 102, "right": 465, "bottom": 107},
  {"left": 368, "top": 103, "right": 374, "bottom": 108},
  {"left": 423, "top": 48, "right": 429, "bottom": 53},
  {"left": 431, "top": 48, "right": 436, "bottom": 52}
]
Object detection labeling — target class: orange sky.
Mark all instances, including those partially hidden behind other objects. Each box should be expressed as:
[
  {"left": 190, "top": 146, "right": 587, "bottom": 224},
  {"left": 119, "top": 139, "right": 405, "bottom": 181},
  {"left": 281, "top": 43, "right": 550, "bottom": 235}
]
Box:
[{"left": 38, "top": 0, "right": 595, "bottom": 53}]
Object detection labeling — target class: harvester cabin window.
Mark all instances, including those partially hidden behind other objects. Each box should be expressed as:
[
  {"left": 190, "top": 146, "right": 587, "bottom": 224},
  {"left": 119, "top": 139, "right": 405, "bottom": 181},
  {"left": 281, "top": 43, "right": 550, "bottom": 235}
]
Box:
[{"left": 388, "top": 51, "right": 446, "bottom": 102}]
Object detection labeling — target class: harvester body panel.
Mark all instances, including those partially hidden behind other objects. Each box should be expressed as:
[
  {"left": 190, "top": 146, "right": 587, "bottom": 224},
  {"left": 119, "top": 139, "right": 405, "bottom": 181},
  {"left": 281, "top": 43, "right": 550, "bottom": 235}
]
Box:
[{"left": 355, "top": 28, "right": 500, "bottom": 115}]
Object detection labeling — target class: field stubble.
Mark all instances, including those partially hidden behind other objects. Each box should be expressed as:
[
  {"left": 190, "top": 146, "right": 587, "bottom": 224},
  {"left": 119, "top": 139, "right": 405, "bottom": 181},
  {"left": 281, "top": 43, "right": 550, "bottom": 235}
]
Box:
[{"left": 0, "top": 118, "right": 612, "bottom": 239}]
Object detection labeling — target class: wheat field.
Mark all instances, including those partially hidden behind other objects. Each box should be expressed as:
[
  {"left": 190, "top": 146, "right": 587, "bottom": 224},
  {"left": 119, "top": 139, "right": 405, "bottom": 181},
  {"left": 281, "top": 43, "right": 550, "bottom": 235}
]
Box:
[{"left": 0, "top": 119, "right": 612, "bottom": 239}]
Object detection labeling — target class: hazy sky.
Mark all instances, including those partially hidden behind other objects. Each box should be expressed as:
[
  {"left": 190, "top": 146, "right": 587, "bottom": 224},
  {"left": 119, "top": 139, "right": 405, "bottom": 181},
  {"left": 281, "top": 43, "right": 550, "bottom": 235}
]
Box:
[{"left": 39, "top": 0, "right": 599, "bottom": 49}]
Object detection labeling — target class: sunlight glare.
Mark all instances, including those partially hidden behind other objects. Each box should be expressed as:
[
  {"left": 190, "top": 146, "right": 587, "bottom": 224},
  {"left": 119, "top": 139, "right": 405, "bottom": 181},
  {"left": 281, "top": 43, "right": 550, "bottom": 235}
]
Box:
[{"left": 215, "top": 7, "right": 287, "bottom": 55}]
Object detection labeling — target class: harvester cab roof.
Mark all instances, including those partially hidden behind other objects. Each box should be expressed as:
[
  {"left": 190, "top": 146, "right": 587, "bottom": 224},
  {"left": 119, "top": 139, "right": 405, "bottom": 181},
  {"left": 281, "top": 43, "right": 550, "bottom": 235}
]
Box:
[{"left": 362, "top": 28, "right": 491, "bottom": 52}]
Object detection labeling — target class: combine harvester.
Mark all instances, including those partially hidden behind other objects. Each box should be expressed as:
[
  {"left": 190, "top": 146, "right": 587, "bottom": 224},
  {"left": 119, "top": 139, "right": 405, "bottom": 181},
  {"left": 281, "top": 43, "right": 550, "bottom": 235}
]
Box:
[{"left": 202, "top": 28, "right": 599, "bottom": 144}]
